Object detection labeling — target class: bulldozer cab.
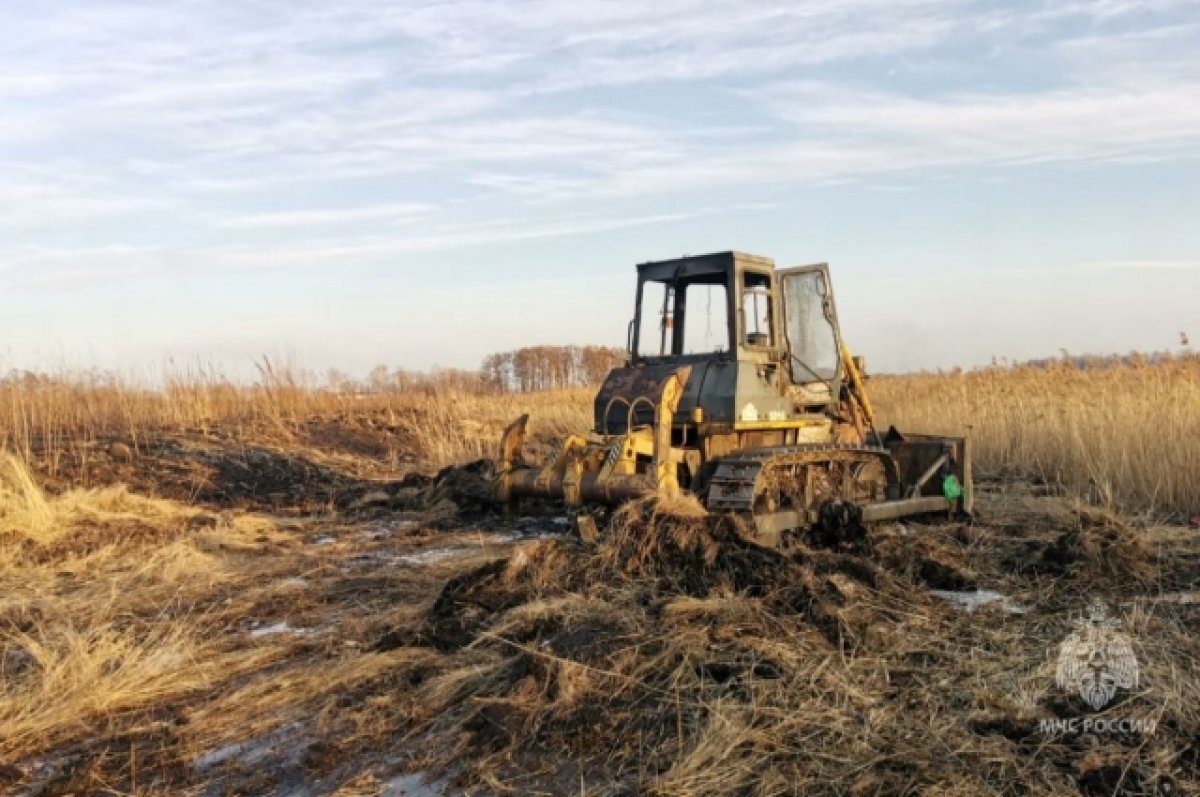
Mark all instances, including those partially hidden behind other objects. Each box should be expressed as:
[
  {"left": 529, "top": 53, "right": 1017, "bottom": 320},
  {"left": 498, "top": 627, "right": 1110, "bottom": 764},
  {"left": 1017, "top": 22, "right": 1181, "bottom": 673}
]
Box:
[
  {"left": 631, "top": 252, "right": 787, "bottom": 358},
  {"left": 600, "top": 252, "right": 846, "bottom": 436},
  {"left": 629, "top": 252, "right": 844, "bottom": 389}
]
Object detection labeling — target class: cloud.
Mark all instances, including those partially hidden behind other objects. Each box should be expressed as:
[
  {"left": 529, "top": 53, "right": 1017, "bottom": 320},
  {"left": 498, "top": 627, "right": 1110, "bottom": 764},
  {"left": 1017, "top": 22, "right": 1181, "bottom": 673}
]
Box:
[
  {"left": 0, "top": 168, "right": 171, "bottom": 230},
  {"left": 7, "top": 0, "right": 1197, "bottom": 216},
  {"left": 749, "top": 79, "right": 1200, "bottom": 170},
  {"left": 216, "top": 203, "right": 434, "bottom": 229},
  {"left": 1, "top": 0, "right": 1198, "bottom": 376},
  {"left": 2, "top": 198, "right": 787, "bottom": 292},
  {"left": 0, "top": 202, "right": 771, "bottom": 290},
  {"left": 213, "top": 205, "right": 753, "bottom": 270}
]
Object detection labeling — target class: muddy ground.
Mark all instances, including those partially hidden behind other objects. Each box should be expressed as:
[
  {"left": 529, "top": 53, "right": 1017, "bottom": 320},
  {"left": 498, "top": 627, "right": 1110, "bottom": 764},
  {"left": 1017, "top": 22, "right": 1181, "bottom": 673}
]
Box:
[{"left": 4, "top": 428, "right": 1198, "bottom": 797}]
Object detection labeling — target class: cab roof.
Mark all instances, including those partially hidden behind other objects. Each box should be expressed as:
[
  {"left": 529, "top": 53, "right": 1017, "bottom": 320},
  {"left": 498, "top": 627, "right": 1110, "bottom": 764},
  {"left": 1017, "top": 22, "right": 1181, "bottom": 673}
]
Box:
[{"left": 635, "top": 251, "right": 775, "bottom": 282}]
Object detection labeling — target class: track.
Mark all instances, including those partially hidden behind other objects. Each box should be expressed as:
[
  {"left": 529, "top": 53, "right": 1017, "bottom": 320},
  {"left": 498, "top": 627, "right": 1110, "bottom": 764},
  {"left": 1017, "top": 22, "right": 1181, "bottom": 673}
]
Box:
[{"left": 705, "top": 443, "right": 903, "bottom": 545}]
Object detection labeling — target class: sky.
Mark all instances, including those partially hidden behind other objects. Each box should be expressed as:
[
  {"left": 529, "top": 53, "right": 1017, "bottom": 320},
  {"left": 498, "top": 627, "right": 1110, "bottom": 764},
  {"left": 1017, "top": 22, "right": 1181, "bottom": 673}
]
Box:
[{"left": 1, "top": 0, "right": 1198, "bottom": 379}]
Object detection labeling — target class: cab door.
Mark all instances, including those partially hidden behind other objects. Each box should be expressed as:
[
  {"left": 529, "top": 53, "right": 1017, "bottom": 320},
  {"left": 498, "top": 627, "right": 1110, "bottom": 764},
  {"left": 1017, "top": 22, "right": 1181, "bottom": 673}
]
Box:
[{"left": 776, "top": 263, "right": 843, "bottom": 388}]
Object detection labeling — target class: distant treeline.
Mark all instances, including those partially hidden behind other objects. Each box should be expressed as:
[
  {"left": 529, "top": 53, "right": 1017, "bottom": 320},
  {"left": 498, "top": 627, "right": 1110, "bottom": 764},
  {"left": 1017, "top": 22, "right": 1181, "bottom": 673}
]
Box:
[
  {"left": 481, "top": 345, "right": 626, "bottom": 392},
  {"left": 1016, "top": 349, "right": 1192, "bottom": 370},
  {"left": 336, "top": 345, "right": 625, "bottom": 395}
]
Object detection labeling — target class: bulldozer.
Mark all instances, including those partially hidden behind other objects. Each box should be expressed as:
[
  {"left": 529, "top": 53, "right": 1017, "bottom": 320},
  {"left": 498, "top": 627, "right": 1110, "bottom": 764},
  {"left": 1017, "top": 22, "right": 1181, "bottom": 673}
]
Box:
[{"left": 495, "top": 251, "right": 970, "bottom": 547}]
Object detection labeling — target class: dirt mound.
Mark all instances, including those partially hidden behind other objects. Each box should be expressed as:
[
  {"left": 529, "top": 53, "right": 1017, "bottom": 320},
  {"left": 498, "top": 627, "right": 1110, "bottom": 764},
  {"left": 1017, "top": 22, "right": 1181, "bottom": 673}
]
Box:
[
  {"left": 187, "top": 445, "right": 361, "bottom": 510},
  {"left": 872, "top": 522, "right": 979, "bottom": 590},
  {"left": 66, "top": 437, "right": 505, "bottom": 521},
  {"left": 416, "top": 460, "right": 497, "bottom": 520},
  {"left": 327, "top": 460, "right": 500, "bottom": 528},
  {"left": 1036, "top": 505, "right": 1156, "bottom": 584},
  {"left": 995, "top": 501, "right": 1159, "bottom": 587},
  {"left": 34, "top": 437, "right": 380, "bottom": 513},
  {"left": 372, "top": 499, "right": 1197, "bottom": 795}
]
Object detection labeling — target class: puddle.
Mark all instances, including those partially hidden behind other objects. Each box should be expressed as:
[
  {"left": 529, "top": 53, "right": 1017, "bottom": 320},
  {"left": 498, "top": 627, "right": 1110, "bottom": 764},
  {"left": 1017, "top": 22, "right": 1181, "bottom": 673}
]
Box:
[
  {"left": 931, "top": 589, "right": 1028, "bottom": 615},
  {"left": 250, "top": 621, "right": 313, "bottom": 638}
]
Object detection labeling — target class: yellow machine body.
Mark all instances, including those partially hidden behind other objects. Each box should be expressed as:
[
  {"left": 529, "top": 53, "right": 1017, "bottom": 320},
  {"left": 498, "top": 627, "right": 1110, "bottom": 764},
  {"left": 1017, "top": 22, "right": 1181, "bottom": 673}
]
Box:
[{"left": 494, "top": 252, "right": 972, "bottom": 545}]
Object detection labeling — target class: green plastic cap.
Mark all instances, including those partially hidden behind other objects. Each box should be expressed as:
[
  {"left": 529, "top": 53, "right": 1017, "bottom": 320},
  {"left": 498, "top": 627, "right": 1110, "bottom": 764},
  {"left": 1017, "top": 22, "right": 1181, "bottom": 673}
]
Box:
[{"left": 942, "top": 474, "right": 964, "bottom": 501}]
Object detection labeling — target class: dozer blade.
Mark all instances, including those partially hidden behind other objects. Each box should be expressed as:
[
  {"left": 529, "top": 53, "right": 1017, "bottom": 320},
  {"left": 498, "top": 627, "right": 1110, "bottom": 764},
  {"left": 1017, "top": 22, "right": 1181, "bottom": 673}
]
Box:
[
  {"left": 494, "top": 367, "right": 692, "bottom": 508},
  {"left": 883, "top": 428, "right": 973, "bottom": 516}
]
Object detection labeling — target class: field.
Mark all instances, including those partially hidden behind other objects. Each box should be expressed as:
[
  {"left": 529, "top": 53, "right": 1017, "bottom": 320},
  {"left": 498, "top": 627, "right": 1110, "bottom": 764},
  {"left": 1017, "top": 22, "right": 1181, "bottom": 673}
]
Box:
[{"left": 1, "top": 358, "right": 1198, "bottom": 796}]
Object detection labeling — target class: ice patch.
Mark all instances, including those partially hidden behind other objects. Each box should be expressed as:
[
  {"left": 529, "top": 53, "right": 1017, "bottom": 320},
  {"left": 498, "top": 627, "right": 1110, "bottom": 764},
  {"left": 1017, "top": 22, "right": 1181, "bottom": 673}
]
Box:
[
  {"left": 383, "top": 772, "right": 448, "bottom": 796},
  {"left": 394, "top": 547, "right": 468, "bottom": 566},
  {"left": 388, "top": 531, "right": 529, "bottom": 566},
  {"left": 931, "top": 589, "right": 1028, "bottom": 615},
  {"left": 194, "top": 722, "right": 303, "bottom": 771},
  {"left": 360, "top": 520, "right": 422, "bottom": 540},
  {"left": 250, "top": 621, "right": 312, "bottom": 638},
  {"left": 515, "top": 516, "right": 572, "bottom": 538},
  {"left": 1150, "top": 591, "right": 1200, "bottom": 605}
]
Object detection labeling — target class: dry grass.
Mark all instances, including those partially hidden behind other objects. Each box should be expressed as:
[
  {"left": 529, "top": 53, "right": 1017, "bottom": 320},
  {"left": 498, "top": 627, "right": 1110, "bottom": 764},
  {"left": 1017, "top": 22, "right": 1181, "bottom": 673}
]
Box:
[
  {"left": 0, "top": 415, "right": 728, "bottom": 792},
  {"left": 0, "top": 355, "right": 1197, "bottom": 793},
  {"left": 0, "top": 457, "right": 293, "bottom": 764},
  {"left": 3, "top": 356, "right": 1196, "bottom": 516},
  {"left": 0, "top": 453, "right": 205, "bottom": 547},
  {"left": 872, "top": 355, "right": 1200, "bottom": 518},
  {"left": 397, "top": 387, "right": 592, "bottom": 468},
  {"left": 0, "top": 368, "right": 592, "bottom": 478},
  {"left": 0, "top": 439, "right": 521, "bottom": 793}
]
